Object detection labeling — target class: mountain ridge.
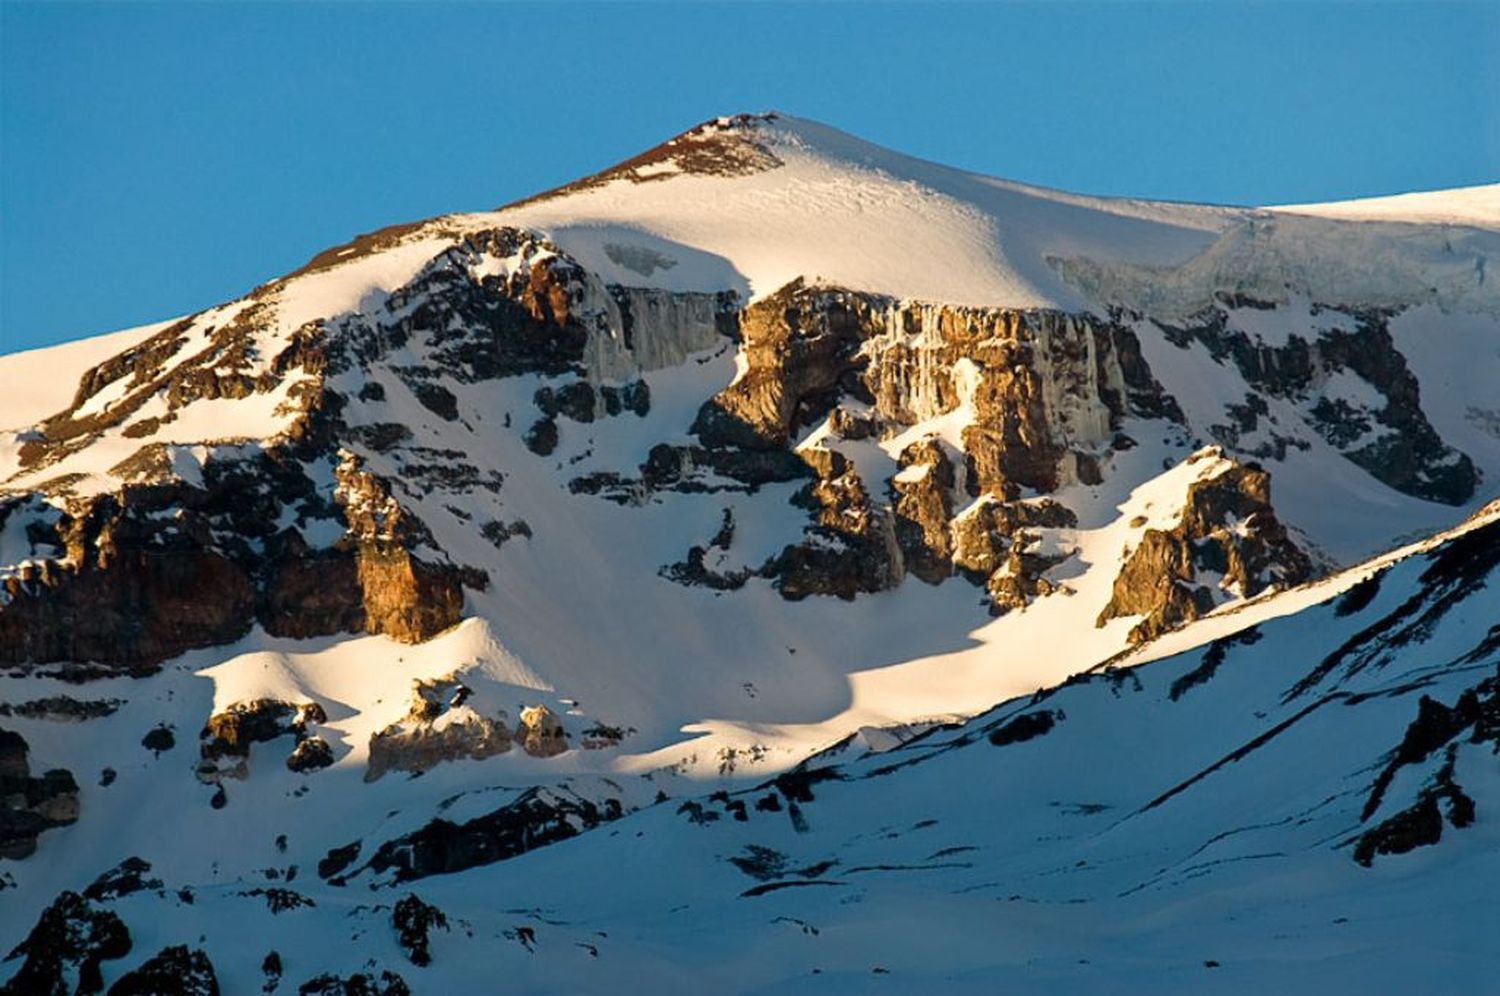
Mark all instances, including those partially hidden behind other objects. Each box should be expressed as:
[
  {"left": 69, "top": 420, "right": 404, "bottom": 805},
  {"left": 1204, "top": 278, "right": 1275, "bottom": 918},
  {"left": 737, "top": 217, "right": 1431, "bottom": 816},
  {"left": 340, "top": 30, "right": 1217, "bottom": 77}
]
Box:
[{"left": 2, "top": 113, "right": 1499, "bottom": 994}]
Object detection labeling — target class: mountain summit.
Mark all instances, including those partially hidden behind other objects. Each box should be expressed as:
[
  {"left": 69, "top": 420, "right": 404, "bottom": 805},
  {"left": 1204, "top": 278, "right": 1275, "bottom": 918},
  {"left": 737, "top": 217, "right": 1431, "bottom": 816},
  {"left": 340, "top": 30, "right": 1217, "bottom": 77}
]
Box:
[{"left": 2, "top": 115, "right": 1499, "bottom": 993}]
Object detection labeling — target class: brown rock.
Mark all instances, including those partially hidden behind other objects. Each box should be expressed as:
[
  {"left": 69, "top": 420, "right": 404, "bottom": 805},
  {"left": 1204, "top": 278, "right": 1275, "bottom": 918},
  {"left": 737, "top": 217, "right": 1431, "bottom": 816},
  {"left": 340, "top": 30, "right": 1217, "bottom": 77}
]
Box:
[
  {"left": 516, "top": 705, "right": 568, "bottom": 758},
  {"left": 1097, "top": 451, "right": 1311, "bottom": 643},
  {"left": 890, "top": 438, "right": 957, "bottom": 585},
  {"left": 763, "top": 448, "right": 904, "bottom": 600},
  {"left": 366, "top": 677, "right": 512, "bottom": 782},
  {"left": 198, "top": 699, "right": 327, "bottom": 783}
]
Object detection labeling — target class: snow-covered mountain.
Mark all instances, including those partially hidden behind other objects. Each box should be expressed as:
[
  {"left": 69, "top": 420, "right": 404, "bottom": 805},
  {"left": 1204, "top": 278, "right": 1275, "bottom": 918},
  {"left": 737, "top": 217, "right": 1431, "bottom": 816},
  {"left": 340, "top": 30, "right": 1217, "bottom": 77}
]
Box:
[{"left": 2, "top": 113, "right": 1497, "bottom": 994}]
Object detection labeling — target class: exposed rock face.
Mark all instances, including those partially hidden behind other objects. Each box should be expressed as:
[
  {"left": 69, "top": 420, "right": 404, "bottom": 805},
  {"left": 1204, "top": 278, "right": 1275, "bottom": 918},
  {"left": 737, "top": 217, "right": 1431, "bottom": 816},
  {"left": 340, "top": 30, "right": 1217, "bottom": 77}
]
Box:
[
  {"left": 1098, "top": 450, "right": 1312, "bottom": 643},
  {"left": 295, "top": 971, "right": 410, "bottom": 996},
  {"left": 366, "top": 678, "right": 512, "bottom": 782},
  {"left": 510, "top": 112, "right": 784, "bottom": 209},
  {"left": 0, "top": 728, "right": 80, "bottom": 859},
  {"left": 515, "top": 705, "right": 568, "bottom": 758},
  {"left": 1, "top": 891, "right": 131, "bottom": 996},
  {"left": 950, "top": 497, "right": 1077, "bottom": 581},
  {"left": 667, "top": 279, "right": 1189, "bottom": 608},
  {"left": 1352, "top": 665, "right": 1497, "bottom": 866},
  {"left": 693, "top": 280, "right": 1179, "bottom": 498},
  {"left": 0, "top": 697, "right": 121, "bottom": 722},
  {"left": 0, "top": 226, "right": 741, "bottom": 674},
  {"left": 890, "top": 439, "right": 958, "bottom": 585},
  {"left": 659, "top": 508, "right": 753, "bottom": 591},
  {"left": 197, "top": 700, "right": 328, "bottom": 784},
  {"left": 763, "top": 448, "right": 904, "bottom": 601},
  {"left": 84, "top": 858, "right": 162, "bottom": 902},
  {"left": 0, "top": 456, "right": 467, "bottom": 673},
  {"left": 1149, "top": 304, "right": 1476, "bottom": 505},
  {"left": 391, "top": 894, "right": 448, "bottom": 967},
  {"left": 286, "top": 737, "right": 335, "bottom": 773},
  {"left": 339, "top": 787, "right": 624, "bottom": 885},
  {"left": 107, "top": 946, "right": 220, "bottom": 996}
]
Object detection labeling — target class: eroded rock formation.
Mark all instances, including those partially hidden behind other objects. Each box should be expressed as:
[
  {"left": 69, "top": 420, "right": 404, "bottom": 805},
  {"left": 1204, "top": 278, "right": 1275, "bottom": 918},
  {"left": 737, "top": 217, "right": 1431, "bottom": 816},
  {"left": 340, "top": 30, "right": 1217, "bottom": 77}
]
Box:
[
  {"left": 197, "top": 700, "right": 328, "bottom": 784},
  {"left": 1, "top": 891, "right": 131, "bottom": 995},
  {"left": 0, "top": 727, "right": 79, "bottom": 859},
  {"left": 693, "top": 280, "right": 1179, "bottom": 497},
  {"left": 366, "top": 677, "right": 512, "bottom": 782},
  {"left": 107, "top": 946, "right": 220, "bottom": 996},
  {"left": 763, "top": 448, "right": 904, "bottom": 600},
  {"left": 1098, "top": 451, "right": 1312, "bottom": 643}
]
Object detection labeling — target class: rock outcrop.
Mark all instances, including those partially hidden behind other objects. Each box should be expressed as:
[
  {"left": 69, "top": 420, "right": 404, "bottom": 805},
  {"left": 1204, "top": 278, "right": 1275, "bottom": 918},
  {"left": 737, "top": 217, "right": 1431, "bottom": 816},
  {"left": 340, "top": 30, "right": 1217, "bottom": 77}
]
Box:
[
  {"left": 0, "top": 728, "right": 80, "bottom": 859},
  {"left": 763, "top": 448, "right": 904, "bottom": 600},
  {"left": 693, "top": 280, "right": 1179, "bottom": 497},
  {"left": 391, "top": 894, "right": 449, "bottom": 967},
  {"left": 1351, "top": 663, "right": 1498, "bottom": 866},
  {"left": 366, "top": 677, "right": 512, "bottom": 782},
  {"left": 0, "top": 226, "right": 742, "bottom": 674},
  {"left": 295, "top": 970, "right": 410, "bottom": 996},
  {"left": 890, "top": 438, "right": 958, "bottom": 584},
  {"left": 515, "top": 705, "right": 568, "bottom": 759},
  {"left": 340, "top": 787, "right": 623, "bottom": 885},
  {"left": 1149, "top": 303, "right": 1476, "bottom": 505},
  {"left": 1097, "top": 450, "right": 1312, "bottom": 642},
  {"left": 1, "top": 891, "right": 131, "bottom": 995},
  {"left": 0, "top": 457, "right": 467, "bottom": 673},
  {"left": 197, "top": 700, "right": 328, "bottom": 789},
  {"left": 107, "top": 946, "right": 220, "bottom": 996}
]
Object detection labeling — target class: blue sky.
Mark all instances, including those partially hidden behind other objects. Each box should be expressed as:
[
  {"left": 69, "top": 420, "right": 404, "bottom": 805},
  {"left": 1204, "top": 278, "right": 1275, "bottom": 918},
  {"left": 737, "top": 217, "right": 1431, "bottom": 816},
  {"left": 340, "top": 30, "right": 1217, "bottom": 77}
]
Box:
[{"left": 2, "top": 1, "right": 1496, "bottom": 355}]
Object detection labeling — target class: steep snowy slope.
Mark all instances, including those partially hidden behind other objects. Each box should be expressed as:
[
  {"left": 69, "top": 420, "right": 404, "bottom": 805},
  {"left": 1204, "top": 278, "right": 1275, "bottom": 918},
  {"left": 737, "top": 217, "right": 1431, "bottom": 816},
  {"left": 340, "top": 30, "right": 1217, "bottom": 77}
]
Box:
[
  {"left": 4, "top": 499, "right": 1497, "bottom": 994},
  {"left": 2, "top": 112, "right": 1498, "bottom": 993}
]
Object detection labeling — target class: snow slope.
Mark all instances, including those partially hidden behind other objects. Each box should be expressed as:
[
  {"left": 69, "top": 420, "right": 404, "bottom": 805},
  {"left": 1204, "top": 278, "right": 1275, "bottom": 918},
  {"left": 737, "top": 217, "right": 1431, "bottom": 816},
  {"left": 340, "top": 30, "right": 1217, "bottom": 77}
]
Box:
[
  {"left": 1267, "top": 182, "right": 1500, "bottom": 227},
  {"left": 0, "top": 320, "right": 171, "bottom": 430}
]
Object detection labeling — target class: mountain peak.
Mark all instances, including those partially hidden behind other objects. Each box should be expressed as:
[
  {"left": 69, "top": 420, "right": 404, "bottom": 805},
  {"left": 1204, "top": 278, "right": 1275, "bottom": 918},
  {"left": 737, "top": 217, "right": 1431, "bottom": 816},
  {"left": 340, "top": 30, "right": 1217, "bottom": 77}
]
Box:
[
  {"left": 504, "top": 112, "right": 788, "bottom": 211},
  {"left": 5, "top": 110, "right": 1500, "bottom": 993}
]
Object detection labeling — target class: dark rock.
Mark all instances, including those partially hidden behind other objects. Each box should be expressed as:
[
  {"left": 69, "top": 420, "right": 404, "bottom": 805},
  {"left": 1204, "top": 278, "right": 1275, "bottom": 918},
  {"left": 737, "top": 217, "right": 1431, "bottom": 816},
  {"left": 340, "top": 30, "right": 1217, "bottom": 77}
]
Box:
[
  {"left": 286, "top": 737, "right": 334, "bottom": 773},
  {"left": 351, "top": 788, "right": 622, "bottom": 884},
  {"left": 409, "top": 383, "right": 458, "bottom": 422},
  {"left": 1, "top": 728, "right": 80, "bottom": 859},
  {"left": 0, "top": 448, "right": 464, "bottom": 671},
  {"left": 890, "top": 438, "right": 956, "bottom": 585},
  {"left": 317, "top": 841, "right": 361, "bottom": 880},
  {"left": 988, "top": 710, "right": 1061, "bottom": 746},
  {"left": 240, "top": 888, "right": 314, "bottom": 914},
  {"left": 198, "top": 700, "right": 325, "bottom": 782},
  {"left": 261, "top": 952, "right": 282, "bottom": 994},
  {"left": 763, "top": 451, "right": 902, "bottom": 600},
  {"left": 296, "top": 971, "right": 409, "bottom": 996},
  {"left": 1, "top": 891, "right": 131, "bottom": 996},
  {"left": 84, "top": 858, "right": 161, "bottom": 902},
  {"left": 523, "top": 417, "right": 558, "bottom": 456},
  {"left": 1156, "top": 306, "right": 1474, "bottom": 505},
  {"left": 107, "top": 946, "right": 219, "bottom": 996},
  {"left": 0, "top": 697, "right": 121, "bottom": 722},
  {"left": 534, "top": 381, "right": 596, "bottom": 423},
  {"left": 392, "top": 894, "right": 448, "bottom": 967}
]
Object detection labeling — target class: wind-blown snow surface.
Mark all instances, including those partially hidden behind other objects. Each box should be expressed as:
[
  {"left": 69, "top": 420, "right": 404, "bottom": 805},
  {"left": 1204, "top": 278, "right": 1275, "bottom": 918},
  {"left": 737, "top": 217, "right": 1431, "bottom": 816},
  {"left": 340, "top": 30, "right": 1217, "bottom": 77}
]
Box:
[
  {"left": 1267, "top": 182, "right": 1500, "bottom": 227},
  {"left": 3, "top": 113, "right": 1500, "bottom": 992},
  {"left": 492, "top": 116, "right": 1238, "bottom": 309}
]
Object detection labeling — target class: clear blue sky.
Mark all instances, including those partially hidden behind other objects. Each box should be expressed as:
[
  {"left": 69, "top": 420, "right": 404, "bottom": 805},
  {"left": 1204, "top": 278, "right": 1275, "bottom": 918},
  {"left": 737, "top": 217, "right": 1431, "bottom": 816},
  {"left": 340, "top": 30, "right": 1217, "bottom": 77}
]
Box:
[{"left": 2, "top": 2, "right": 1496, "bottom": 355}]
